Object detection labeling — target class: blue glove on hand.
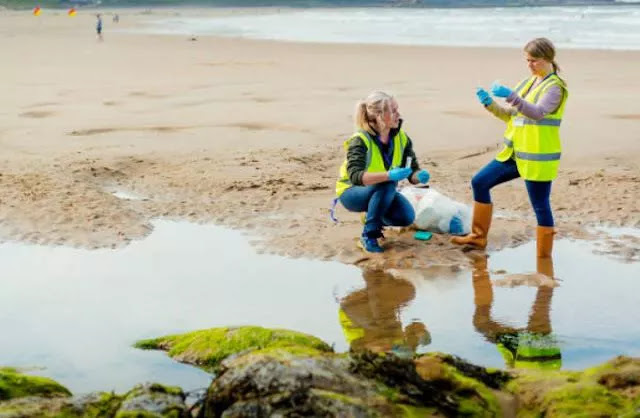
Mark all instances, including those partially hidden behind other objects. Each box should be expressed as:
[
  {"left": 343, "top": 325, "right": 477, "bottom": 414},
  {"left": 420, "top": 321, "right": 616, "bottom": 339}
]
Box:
[
  {"left": 388, "top": 167, "right": 412, "bottom": 182},
  {"left": 491, "top": 82, "right": 513, "bottom": 98},
  {"left": 416, "top": 169, "right": 430, "bottom": 184},
  {"left": 476, "top": 87, "right": 493, "bottom": 106}
]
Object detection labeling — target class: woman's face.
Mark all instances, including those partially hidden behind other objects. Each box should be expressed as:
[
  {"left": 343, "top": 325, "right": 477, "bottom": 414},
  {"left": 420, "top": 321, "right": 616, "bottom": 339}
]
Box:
[
  {"left": 382, "top": 99, "right": 401, "bottom": 129},
  {"left": 526, "top": 53, "right": 550, "bottom": 77}
]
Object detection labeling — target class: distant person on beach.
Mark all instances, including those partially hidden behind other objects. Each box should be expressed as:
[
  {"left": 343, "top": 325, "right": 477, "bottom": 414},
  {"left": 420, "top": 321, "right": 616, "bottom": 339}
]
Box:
[
  {"left": 113, "top": 14, "right": 119, "bottom": 23},
  {"left": 96, "top": 14, "right": 103, "bottom": 41},
  {"left": 333, "top": 91, "right": 431, "bottom": 253},
  {"left": 451, "top": 38, "right": 568, "bottom": 258}
]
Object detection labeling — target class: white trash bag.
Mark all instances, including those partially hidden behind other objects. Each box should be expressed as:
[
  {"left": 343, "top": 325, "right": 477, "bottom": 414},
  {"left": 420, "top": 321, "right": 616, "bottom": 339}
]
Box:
[{"left": 400, "top": 187, "right": 471, "bottom": 235}]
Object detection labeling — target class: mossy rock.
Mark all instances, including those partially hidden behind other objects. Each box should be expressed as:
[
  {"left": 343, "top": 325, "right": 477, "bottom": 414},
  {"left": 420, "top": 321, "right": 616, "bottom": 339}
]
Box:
[
  {"left": 0, "top": 367, "right": 71, "bottom": 401},
  {"left": 541, "top": 383, "right": 628, "bottom": 417},
  {"left": 412, "top": 353, "right": 503, "bottom": 417},
  {"left": 507, "top": 356, "right": 640, "bottom": 417},
  {"left": 63, "top": 391, "right": 123, "bottom": 417},
  {"left": 584, "top": 355, "right": 640, "bottom": 390},
  {"left": 134, "top": 326, "right": 332, "bottom": 371},
  {"left": 115, "top": 383, "right": 186, "bottom": 418}
]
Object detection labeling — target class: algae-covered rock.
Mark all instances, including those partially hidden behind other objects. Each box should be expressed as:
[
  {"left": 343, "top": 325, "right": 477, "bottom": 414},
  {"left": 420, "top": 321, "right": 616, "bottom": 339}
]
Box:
[
  {"left": 200, "top": 348, "right": 505, "bottom": 417},
  {"left": 134, "top": 326, "right": 332, "bottom": 372},
  {"left": 64, "top": 391, "right": 123, "bottom": 417},
  {"left": 202, "top": 349, "right": 391, "bottom": 417},
  {"left": 0, "top": 367, "right": 71, "bottom": 401},
  {"left": 0, "top": 368, "right": 186, "bottom": 418},
  {"left": 507, "top": 355, "right": 640, "bottom": 417},
  {"left": 0, "top": 396, "right": 71, "bottom": 418},
  {"left": 116, "top": 383, "right": 186, "bottom": 418}
]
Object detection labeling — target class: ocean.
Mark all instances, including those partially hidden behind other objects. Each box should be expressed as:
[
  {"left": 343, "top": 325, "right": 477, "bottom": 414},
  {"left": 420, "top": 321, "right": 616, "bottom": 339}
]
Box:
[{"left": 130, "top": 4, "right": 640, "bottom": 50}]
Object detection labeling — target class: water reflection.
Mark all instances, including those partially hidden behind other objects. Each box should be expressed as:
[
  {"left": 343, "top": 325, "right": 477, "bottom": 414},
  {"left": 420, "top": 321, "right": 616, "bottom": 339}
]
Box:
[
  {"left": 338, "top": 270, "right": 431, "bottom": 358},
  {"left": 472, "top": 255, "right": 561, "bottom": 370}
]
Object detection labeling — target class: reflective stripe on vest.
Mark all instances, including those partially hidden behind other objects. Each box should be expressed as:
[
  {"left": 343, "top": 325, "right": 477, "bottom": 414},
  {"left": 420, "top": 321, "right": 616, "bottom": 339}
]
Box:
[
  {"left": 514, "top": 117, "right": 562, "bottom": 127},
  {"left": 515, "top": 151, "right": 562, "bottom": 162}
]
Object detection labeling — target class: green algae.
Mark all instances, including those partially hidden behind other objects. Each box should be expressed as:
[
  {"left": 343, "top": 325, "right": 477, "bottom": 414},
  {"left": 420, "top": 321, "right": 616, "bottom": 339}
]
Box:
[
  {"left": 134, "top": 326, "right": 332, "bottom": 371},
  {"left": 0, "top": 367, "right": 71, "bottom": 401},
  {"left": 541, "top": 383, "right": 627, "bottom": 417},
  {"left": 123, "top": 383, "right": 184, "bottom": 399},
  {"left": 396, "top": 404, "right": 438, "bottom": 417}
]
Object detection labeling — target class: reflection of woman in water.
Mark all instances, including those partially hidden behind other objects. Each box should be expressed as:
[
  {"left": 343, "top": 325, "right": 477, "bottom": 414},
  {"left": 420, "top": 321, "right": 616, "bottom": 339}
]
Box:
[
  {"left": 471, "top": 255, "right": 561, "bottom": 369},
  {"left": 338, "top": 270, "right": 431, "bottom": 358}
]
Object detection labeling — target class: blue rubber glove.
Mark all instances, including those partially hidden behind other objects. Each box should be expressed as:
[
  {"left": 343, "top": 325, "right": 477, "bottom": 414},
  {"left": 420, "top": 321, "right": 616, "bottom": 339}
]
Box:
[
  {"left": 416, "top": 169, "right": 430, "bottom": 184},
  {"left": 388, "top": 167, "right": 412, "bottom": 182},
  {"left": 491, "top": 82, "right": 513, "bottom": 98},
  {"left": 476, "top": 87, "right": 493, "bottom": 106}
]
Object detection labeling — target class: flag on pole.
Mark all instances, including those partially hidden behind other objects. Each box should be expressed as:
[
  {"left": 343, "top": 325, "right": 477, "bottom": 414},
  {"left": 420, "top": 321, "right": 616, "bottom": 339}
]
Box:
[
  {"left": 33, "top": 6, "right": 41, "bottom": 16},
  {"left": 68, "top": 8, "right": 77, "bottom": 16}
]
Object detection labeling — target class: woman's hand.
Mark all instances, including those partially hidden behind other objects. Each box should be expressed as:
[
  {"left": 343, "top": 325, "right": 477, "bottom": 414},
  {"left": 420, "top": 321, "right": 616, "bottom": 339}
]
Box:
[
  {"left": 476, "top": 87, "right": 493, "bottom": 106},
  {"left": 388, "top": 167, "right": 412, "bottom": 182},
  {"left": 416, "top": 169, "right": 430, "bottom": 184},
  {"left": 491, "top": 82, "right": 513, "bottom": 98}
]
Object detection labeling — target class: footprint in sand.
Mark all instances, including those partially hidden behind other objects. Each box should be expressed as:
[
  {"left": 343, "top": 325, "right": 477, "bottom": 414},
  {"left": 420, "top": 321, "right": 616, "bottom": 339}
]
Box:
[
  {"left": 19, "top": 111, "right": 54, "bottom": 118},
  {"left": 25, "top": 101, "right": 60, "bottom": 108},
  {"left": 442, "top": 110, "right": 483, "bottom": 119},
  {"left": 610, "top": 114, "right": 640, "bottom": 120},
  {"left": 128, "top": 91, "right": 168, "bottom": 99},
  {"left": 68, "top": 126, "right": 191, "bottom": 136}
]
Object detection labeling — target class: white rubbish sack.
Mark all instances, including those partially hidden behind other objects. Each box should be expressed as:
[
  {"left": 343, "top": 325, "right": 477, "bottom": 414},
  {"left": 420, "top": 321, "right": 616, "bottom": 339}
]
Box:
[{"left": 400, "top": 187, "right": 471, "bottom": 235}]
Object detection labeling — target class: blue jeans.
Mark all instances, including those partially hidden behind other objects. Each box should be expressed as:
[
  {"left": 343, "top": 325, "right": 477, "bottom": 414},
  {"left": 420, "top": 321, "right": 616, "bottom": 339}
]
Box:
[
  {"left": 471, "top": 159, "right": 554, "bottom": 227},
  {"left": 339, "top": 182, "right": 415, "bottom": 238}
]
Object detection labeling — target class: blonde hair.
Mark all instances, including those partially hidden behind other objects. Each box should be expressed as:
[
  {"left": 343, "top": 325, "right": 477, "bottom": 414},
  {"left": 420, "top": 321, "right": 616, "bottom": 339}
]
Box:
[
  {"left": 354, "top": 91, "right": 394, "bottom": 135},
  {"left": 525, "top": 37, "right": 562, "bottom": 75}
]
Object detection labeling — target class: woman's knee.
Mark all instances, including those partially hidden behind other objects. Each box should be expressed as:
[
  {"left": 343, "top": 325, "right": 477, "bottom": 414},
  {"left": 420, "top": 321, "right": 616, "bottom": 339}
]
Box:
[
  {"left": 376, "top": 181, "right": 396, "bottom": 194},
  {"left": 390, "top": 197, "right": 415, "bottom": 226},
  {"left": 471, "top": 173, "right": 487, "bottom": 192},
  {"left": 399, "top": 206, "right": 415, "bottom": 226}
]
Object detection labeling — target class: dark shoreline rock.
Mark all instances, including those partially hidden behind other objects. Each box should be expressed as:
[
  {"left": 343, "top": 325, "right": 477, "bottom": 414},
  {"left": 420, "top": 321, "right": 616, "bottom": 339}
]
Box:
[{"left": 2, "top": 327, "right": 639, "bottom": 417}]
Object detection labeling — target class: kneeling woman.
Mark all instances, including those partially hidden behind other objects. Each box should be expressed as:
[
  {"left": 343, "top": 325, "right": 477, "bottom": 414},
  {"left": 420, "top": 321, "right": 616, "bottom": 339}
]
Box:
[{"left": 335, "top": 91, "right": 430, "bottom": 253}]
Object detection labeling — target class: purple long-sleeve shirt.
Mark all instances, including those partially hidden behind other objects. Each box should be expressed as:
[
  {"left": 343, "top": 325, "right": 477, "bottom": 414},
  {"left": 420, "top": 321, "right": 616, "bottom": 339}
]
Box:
[{"left": 486, "top": 79, "right": 563, "bottom": 122}]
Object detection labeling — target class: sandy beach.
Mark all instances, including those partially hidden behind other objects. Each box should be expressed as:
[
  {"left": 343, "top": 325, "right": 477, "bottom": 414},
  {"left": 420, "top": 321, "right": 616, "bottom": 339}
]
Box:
[{"left": 1, "top": 8, "right": 639, "bottom": 269}]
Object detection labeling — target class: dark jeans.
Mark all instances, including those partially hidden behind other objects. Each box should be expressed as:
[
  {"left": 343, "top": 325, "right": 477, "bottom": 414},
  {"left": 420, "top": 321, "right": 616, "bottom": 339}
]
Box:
[
  {"left": 339, "top": 182, "right": 415, "bottom": 238},
  {"left": 471, "top": 159, "right": 554, "bottom": 227}
]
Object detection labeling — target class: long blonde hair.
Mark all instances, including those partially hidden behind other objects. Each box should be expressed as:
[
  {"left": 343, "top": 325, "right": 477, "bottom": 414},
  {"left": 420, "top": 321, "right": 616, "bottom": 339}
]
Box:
[
  {"left": 354, "top": 91, "right": 394, "bottom": 135},
  {"left": 525, "top": 38, "right": 565, "bottom": 82}
]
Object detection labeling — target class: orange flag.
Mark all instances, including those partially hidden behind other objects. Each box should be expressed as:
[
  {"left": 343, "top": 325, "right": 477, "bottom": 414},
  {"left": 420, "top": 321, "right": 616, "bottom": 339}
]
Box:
[
  {"left": 68, "top": 8, "right": 77, "bottom": 16},
  {"left": 33, "top": 6, "right": 41, "bottom": 16}
]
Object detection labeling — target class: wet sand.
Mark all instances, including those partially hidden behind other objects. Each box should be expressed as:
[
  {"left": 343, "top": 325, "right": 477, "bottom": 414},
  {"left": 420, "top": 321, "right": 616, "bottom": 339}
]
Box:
[{"left": 1, "top": 8, "right": 639, "bottom": 268}]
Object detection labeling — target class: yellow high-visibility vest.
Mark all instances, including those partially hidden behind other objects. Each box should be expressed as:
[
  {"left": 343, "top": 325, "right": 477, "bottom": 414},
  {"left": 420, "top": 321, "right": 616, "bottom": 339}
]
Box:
[
  {"left": 335, "top": 129, "right": 408, "bottom": 197},
  {"left": 495, "top": 74, "right": 568, "bottom": 181}
]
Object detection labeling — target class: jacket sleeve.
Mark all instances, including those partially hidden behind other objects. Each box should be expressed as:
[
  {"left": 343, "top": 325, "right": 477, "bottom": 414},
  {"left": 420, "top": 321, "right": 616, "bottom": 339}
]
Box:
[
  {"left": 346, "top": 136, "right": 368, "bottom": 186},
  {"left": 485, "top": 102, "right": 516, "bottom": 123},
  {"left": 403, "top": 136, "right": 421, "bottom": 177},
  {"left": 506, "top": 85, "right": 563, "bottom": 120}
]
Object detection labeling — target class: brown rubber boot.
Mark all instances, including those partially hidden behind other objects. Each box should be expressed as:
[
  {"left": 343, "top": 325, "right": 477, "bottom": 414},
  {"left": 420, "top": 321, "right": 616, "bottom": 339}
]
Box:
[
  {"left": 536, "top": 226, "right": 555, "bottom": 258},
  {"left": 451, "top": 202, "right": 493, "bottom": 249},
  {"left": 536, "top": 256, "right": 555, "bottom": 279}
]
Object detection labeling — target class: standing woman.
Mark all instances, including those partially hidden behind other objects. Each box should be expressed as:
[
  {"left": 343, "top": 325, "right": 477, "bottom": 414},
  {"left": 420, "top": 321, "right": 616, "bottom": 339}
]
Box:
[
  {"left": 335, "top": 91, "right": 431, "bottom": 253},
  {"left": 451, "top": 38, "right": 568, "bottom": 258}
]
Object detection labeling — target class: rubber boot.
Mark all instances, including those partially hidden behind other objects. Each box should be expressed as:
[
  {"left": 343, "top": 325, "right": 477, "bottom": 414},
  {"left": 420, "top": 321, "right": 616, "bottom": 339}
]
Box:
[
  {"left": 451, "top": 202, "right": 493, "bottom": 249},
  {"left": 536, "top": 226, "right": 555, "bottom": 258},
  {"left": 536, "top": 256, "right": 555, "bottom": 279}
]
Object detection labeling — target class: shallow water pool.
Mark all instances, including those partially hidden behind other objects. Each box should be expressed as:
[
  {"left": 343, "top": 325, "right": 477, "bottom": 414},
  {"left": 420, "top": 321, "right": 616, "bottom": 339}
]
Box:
[{"left": 1, "top": 221, "right": 638, "bottom": 394}]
